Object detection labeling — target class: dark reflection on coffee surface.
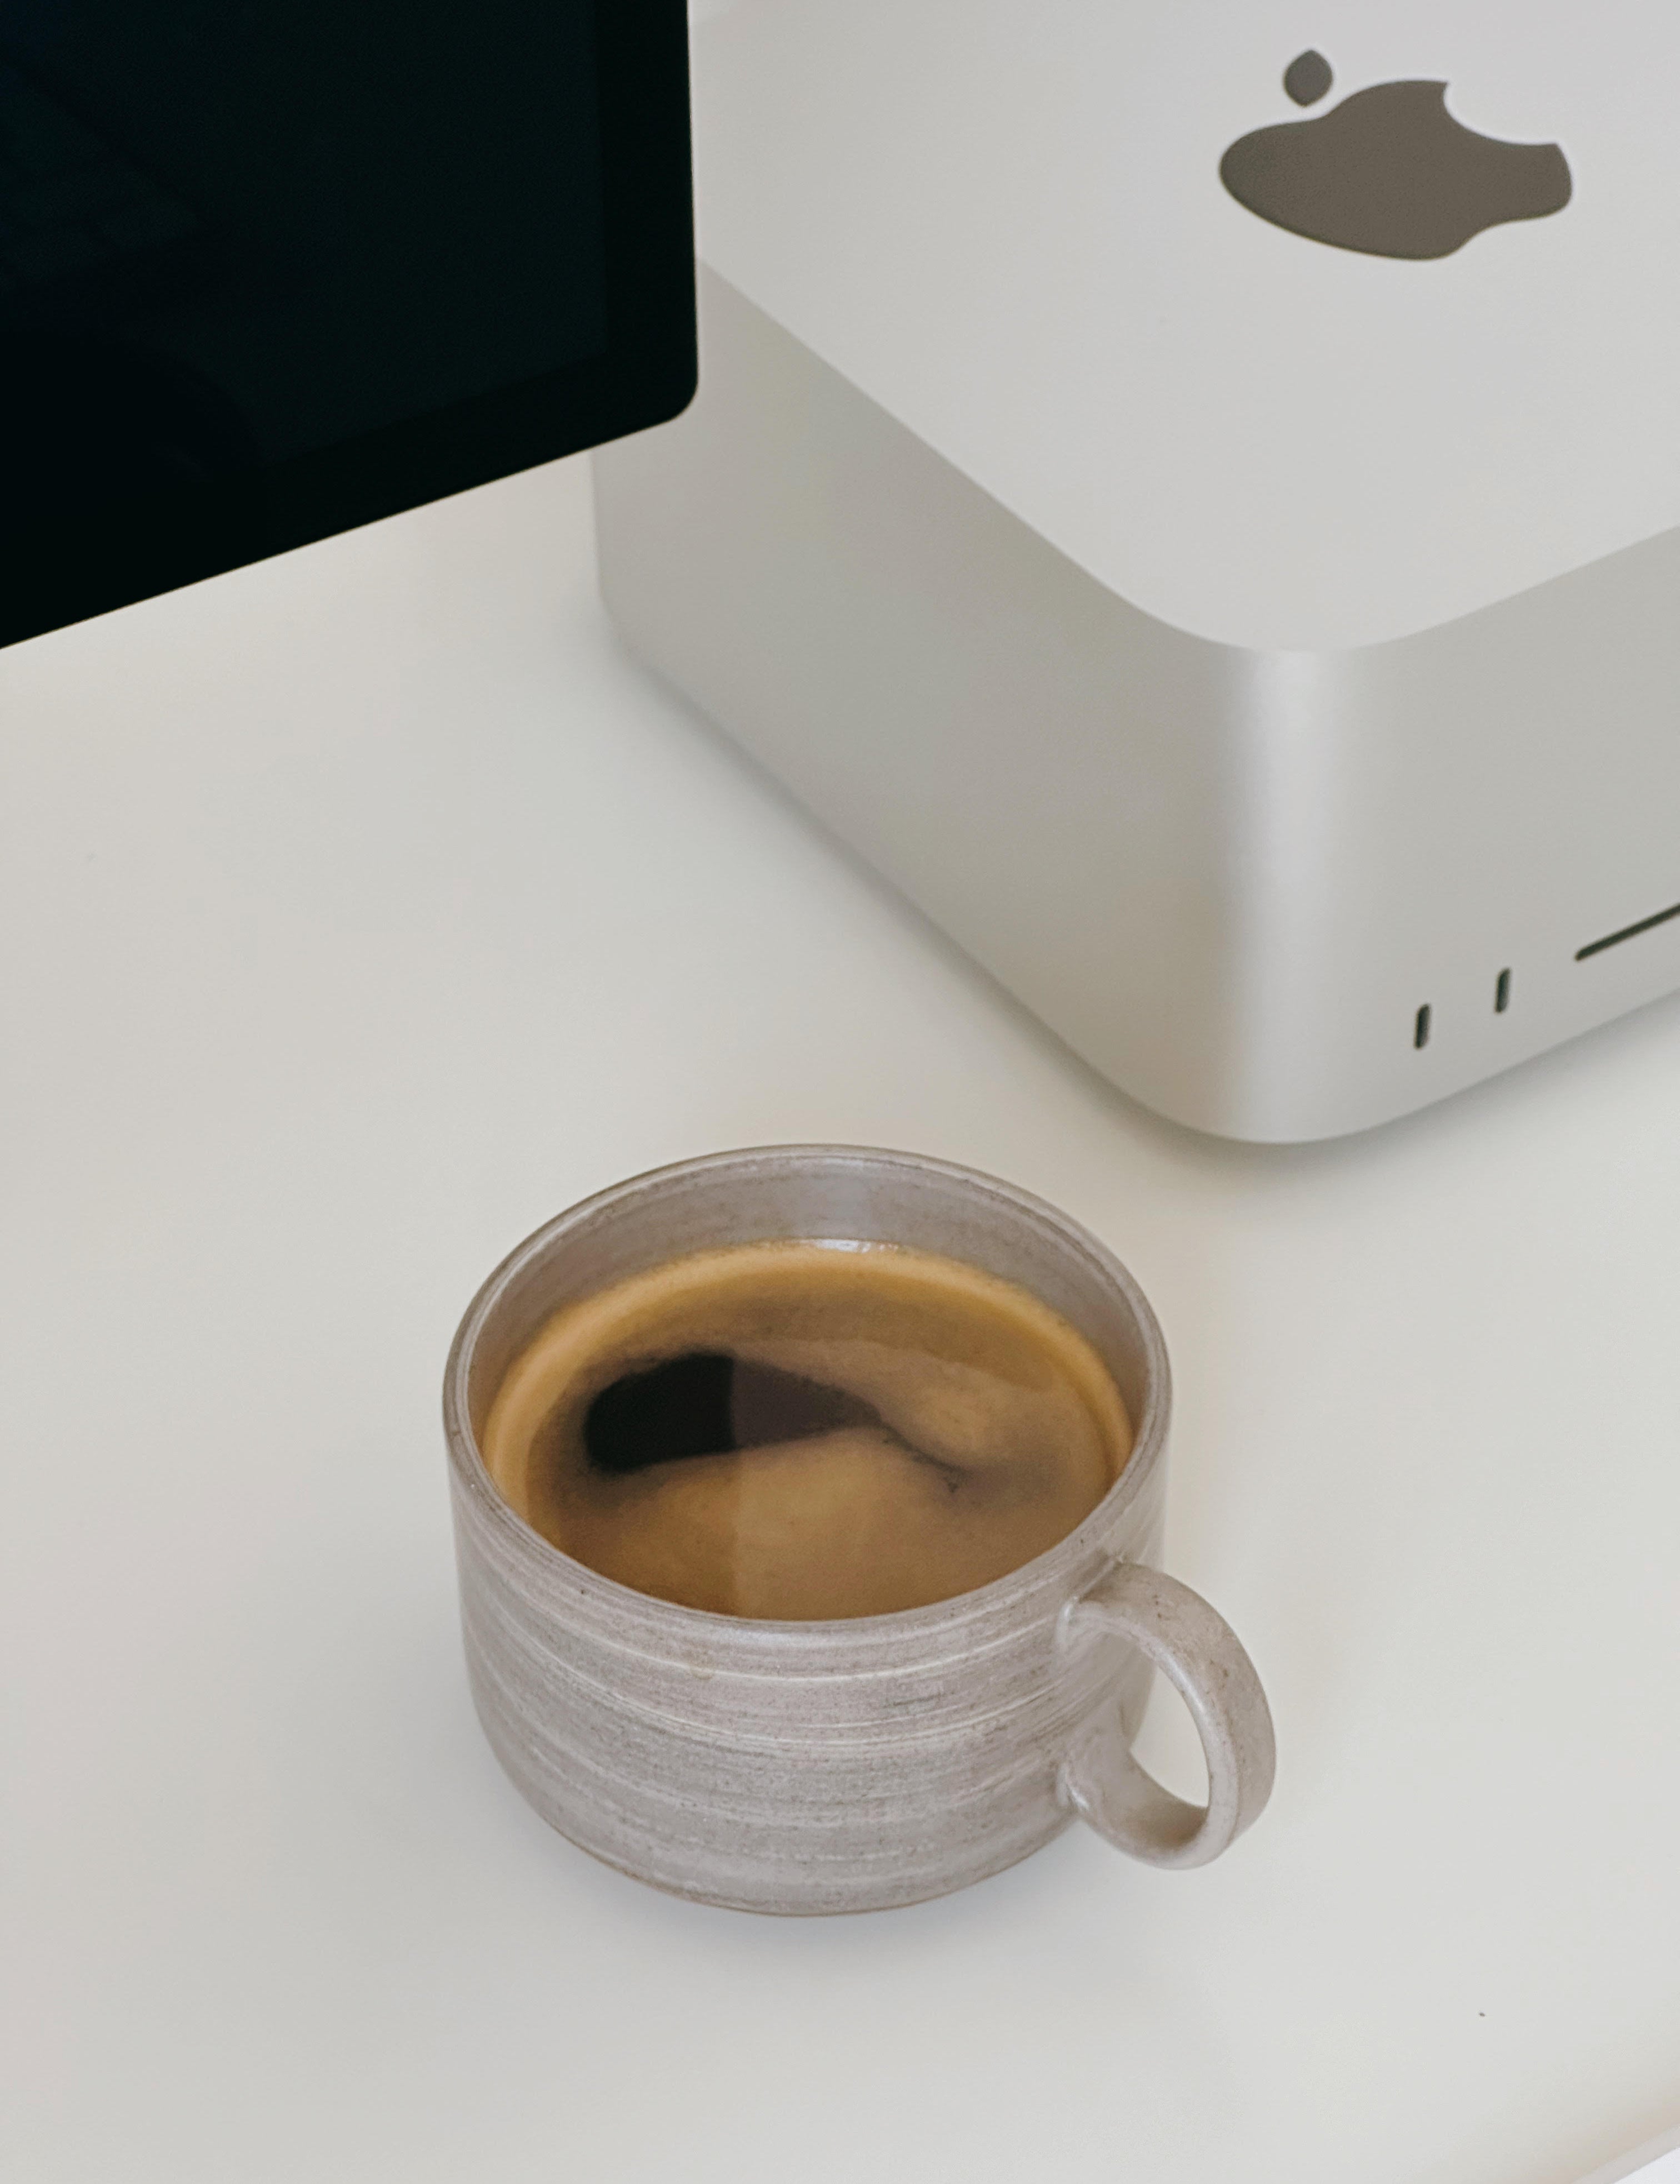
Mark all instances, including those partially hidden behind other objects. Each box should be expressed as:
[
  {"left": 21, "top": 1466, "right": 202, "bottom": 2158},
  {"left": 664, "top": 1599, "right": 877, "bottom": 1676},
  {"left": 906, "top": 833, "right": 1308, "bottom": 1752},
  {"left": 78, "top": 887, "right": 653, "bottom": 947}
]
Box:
[{"left": 483, "top": 1241, "right": 1133, "bottom": 1620}]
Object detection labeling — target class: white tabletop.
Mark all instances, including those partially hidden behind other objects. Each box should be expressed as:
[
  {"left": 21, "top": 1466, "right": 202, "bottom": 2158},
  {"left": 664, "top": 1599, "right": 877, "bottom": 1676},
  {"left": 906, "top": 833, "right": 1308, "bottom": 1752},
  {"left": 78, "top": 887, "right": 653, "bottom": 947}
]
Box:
[{"left": 4, "top": 456, "right": 1678, "bottom": 2184}]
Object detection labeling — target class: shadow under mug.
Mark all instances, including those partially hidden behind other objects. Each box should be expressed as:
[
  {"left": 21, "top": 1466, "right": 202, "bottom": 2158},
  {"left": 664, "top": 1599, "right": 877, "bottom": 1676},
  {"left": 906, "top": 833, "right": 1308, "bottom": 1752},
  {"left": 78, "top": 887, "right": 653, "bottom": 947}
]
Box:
[{"left": 443, "top": 1146, "right": 1275, "bottom": 1914}]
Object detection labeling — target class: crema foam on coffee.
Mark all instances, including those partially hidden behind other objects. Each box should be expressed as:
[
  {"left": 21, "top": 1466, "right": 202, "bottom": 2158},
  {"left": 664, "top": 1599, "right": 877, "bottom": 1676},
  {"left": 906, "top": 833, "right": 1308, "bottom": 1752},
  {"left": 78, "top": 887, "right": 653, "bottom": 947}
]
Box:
[{"left": 482, "top": 1240, "right": 1133, "bottom": 1620}]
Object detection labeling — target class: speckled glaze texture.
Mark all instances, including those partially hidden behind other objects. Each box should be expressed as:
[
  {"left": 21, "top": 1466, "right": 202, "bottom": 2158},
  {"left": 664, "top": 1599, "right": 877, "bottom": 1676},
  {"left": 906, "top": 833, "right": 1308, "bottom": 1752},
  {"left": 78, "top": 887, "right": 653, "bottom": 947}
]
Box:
[{"left": 444, "top": 1148, "right": 1274, "bottom": 1913}]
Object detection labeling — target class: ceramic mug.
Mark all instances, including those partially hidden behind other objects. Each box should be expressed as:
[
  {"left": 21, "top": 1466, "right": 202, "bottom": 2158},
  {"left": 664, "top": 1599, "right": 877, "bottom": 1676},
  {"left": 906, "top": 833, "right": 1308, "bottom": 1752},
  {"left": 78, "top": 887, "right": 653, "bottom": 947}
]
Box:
[{"left": 443, "top": 1146, "right": 1274, "bottom": 1913}]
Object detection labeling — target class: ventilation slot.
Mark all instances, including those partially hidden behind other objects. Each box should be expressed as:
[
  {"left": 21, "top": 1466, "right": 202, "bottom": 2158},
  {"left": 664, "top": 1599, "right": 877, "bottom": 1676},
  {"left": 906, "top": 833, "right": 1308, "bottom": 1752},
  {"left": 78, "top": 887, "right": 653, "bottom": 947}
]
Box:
[{"left": 1414, "top": 1004, "right": 1432, "bottom": 1049}]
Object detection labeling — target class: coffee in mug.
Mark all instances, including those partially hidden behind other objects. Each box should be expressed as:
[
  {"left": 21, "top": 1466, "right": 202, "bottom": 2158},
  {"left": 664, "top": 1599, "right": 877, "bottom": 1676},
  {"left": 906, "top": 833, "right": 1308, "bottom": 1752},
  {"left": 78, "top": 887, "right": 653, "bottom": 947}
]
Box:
[
  {"left": 482, "top": 1239, "right": 1133, "bottom": 1620},
  {"left": 444, "top": 1147, "right": 1275, "bottom": 1912}
]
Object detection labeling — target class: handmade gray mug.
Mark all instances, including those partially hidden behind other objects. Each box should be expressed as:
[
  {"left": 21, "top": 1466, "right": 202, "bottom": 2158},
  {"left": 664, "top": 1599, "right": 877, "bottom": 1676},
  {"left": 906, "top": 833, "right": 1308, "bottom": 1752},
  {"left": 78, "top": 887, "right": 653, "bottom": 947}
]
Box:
[{"left": 443, "top": 1146, "right": 1274, "bottom": 1913}]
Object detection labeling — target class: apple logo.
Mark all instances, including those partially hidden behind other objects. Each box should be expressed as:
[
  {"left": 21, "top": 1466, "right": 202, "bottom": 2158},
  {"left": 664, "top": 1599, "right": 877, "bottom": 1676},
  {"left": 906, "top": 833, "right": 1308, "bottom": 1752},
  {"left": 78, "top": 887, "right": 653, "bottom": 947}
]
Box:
[{"left": 1220, "top": 51, "right": 1572, "bottom": 259}]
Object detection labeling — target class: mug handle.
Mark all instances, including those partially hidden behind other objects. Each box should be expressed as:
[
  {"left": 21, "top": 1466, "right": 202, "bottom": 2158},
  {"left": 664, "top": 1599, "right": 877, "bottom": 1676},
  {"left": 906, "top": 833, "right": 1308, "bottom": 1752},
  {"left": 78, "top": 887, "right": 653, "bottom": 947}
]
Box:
[{"left": 1056, "top": 1561, "right": 1276, "bottom": 1869}]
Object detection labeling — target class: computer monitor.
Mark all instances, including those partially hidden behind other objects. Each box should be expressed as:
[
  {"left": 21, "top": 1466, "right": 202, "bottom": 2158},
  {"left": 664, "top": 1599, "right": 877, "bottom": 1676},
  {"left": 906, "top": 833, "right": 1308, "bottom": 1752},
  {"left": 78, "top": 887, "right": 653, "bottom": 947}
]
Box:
[{"left": 0, "top": 0, "right": 694, "bottom": 648}]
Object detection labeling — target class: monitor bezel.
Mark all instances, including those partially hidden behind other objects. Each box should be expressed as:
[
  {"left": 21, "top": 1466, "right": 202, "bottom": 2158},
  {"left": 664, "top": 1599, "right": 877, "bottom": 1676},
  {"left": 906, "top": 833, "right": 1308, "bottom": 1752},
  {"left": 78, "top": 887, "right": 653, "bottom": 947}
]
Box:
[{"left": 2, "top": 0, "right": 696, "bottom": 649}]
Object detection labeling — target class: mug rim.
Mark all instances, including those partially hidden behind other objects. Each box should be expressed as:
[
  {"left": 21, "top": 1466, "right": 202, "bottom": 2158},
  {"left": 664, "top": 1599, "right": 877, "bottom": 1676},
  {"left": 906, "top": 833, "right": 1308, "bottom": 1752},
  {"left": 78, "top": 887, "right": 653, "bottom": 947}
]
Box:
[{"left": 442, "top": 1143, "right": 1172, "bottom": 1640}]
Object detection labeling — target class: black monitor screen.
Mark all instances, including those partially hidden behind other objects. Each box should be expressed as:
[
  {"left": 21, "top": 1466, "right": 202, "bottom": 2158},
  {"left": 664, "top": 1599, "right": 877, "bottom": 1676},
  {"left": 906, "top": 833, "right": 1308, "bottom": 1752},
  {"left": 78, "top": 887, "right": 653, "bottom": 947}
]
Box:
[{"left": 1, "top": 0, "right": 694, "bottom": 646}]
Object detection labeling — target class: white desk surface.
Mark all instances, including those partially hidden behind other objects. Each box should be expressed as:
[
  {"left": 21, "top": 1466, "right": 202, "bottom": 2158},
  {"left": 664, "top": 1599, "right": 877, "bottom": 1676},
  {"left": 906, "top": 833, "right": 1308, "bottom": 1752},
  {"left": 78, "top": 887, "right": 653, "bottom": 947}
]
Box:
[{"left": 4, "top": 458, "right": 1678, "bottom": 2184}]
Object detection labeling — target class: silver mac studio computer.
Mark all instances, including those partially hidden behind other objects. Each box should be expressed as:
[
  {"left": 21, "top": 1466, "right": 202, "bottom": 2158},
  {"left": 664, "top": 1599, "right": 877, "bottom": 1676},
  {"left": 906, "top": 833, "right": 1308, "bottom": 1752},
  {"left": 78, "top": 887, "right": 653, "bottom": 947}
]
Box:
[{"left": 596, "top": 0, "right": 1680, "bottom": 1143}]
